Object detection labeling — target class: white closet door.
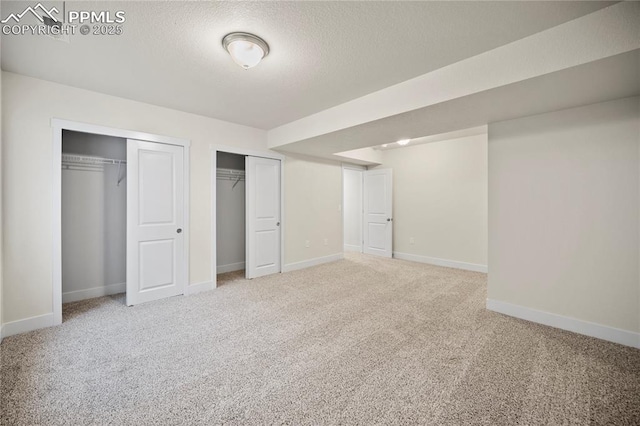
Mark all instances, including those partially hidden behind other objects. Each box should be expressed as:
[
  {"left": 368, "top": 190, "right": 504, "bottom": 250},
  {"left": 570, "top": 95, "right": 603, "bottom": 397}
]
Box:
[
  {"left": 363, "top": 169, "right": 393, "bottom": 258},
  {"left": 246, "top": 156, "right": 281, "bottom": 279},
  {"left": 343, "top": 168, "right": 364, "bottom": 252},
  {"left": 126, "top": 139, "right": 185, "bottom": 305}
]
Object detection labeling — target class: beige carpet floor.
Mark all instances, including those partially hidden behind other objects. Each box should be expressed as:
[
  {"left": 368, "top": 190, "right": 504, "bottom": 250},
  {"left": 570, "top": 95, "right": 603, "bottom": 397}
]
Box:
[
  {"left": 1, "top": 253, "right": 639, "bottom": 425},
  {"left": 216, "top": 270, "right": 247, "bottom": 287}
]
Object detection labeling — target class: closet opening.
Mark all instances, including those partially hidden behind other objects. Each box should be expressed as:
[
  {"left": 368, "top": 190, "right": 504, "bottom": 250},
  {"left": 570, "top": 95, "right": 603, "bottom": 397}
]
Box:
[
  {"left": 216, "top": 151, "right": 246, "bottom": 285},
  {"left": 61, "top": 130, "right": 127, "bottom": 308}
]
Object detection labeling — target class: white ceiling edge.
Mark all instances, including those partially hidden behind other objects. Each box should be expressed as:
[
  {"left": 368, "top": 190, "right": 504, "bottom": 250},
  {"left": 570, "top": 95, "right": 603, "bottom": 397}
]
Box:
[
  {"left": 267, "top": 1, "right": 639, "bottom": 150},
  {"left": 333, "top": 126, "right": 487, "bottom": 166},
  {"left": 274, "top": 49, "right": 639, "bottom": 162},
  {"left": 375, "top": 126, "right": 488, "bottom": 151},
  {"left": 333, "top": 147, "right": 383, "bottom": 166}
]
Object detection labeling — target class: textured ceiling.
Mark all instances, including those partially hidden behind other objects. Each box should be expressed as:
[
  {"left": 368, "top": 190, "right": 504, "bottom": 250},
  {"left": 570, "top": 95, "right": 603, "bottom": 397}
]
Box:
[{"left": 1, "top": 1, "right": 615, "bottom": 129}]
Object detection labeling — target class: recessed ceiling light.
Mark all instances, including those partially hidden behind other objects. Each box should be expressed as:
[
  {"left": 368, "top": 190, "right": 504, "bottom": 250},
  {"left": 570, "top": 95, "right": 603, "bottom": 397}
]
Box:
[
  {"left": 396, "top": 139, "right": 411, "bottom": 146},
  {"left": 222, "top": 32, "right": 270, "bottom": 69}
]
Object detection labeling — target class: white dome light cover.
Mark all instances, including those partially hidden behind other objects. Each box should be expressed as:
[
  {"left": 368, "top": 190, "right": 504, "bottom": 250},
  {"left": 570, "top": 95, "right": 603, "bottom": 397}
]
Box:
[
  {"left": 222, "top": 32, "right": 270, "bottom": 69},
  {"left": 396, "top": 139, "right": 411, "bottom": 146}
]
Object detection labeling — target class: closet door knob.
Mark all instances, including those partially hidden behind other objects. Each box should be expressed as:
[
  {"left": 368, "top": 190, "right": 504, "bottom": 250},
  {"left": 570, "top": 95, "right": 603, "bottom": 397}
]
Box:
[
  {"left": 276, "top": 222, "right": 280, "bottom": 226},
  {"left": 177, "top": 228, "right": 182, "bottom": 234}
]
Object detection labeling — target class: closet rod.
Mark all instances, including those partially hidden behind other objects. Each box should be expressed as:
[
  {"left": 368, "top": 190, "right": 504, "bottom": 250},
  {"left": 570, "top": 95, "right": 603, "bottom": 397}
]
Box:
[
  {"left": 216, "top": 176, "right": 246, "bottom": 181},
  {"left": 216, "top": 168, "right": 245, "bottom": 174}
]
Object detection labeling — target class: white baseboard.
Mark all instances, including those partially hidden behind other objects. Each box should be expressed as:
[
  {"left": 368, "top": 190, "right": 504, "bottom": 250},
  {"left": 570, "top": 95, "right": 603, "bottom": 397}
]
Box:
[
  {"left": 62, "top": 282, "right": 126, "bottom": 304},
  {"left": 344, "top": 244, "right": 362, "bottom": 253},
  {"left": 217, "top": 262, "right": 245, "bottom": 274},
  {"left": 185, "top": 280, "right": 215, "bottom": 295},
  {"left": 283, "top": 253, "right": 344, "bottom": 273},
  {"left": 1, "top": 313, "right": 55, "bottom": 339},
  {"left": 486, "top": 299, "right": 640, "bottom": 349},
  {"left": 393, "top": 252, "right": 488, "bottom": 273}
]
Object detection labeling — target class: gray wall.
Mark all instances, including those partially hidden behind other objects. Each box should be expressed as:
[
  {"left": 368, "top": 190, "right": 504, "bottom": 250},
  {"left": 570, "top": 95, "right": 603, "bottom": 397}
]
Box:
[
  {"left": 63, "top": 130, "right": 126, "bottom": 160},
  {"left": 216, "top": 152, "right": 246, "bottom": 273},
  {"left": 488, "top": 96, "right": 640, "bottom": 335},
  {"left": 0, "top": 67, "right": 3, "bottom": 330},
  {"left": 62, "top": 132, "right": 127, "bottom": 302},
  {"left": 217, "top": 151, "right": 245, "bottom": 170}
]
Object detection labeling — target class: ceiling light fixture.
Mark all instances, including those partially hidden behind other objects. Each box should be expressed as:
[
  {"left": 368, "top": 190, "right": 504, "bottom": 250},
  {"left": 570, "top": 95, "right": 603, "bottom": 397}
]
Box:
[
  {"left": 381, "top": 144, "right": 388, "bottom": 148},
  {"left": 396, "top": 139, "right": 411, "bottom": 146},
  {"left": 222, "top": 32, "right": 270, "bottom": 69}
]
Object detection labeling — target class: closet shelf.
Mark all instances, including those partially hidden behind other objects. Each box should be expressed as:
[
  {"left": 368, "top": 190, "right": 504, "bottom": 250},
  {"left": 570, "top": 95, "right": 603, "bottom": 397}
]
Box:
[
  {"left": 216, "top": 168, "right": 245, "bottom": 181},
  {"left": 62, "top": 153, "right": 127, "bottom": 166}
]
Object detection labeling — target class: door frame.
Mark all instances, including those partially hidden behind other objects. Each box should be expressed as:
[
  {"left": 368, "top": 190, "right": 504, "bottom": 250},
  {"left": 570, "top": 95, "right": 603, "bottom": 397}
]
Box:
[
  {"left": 211, "top": 145, "right": 285, "bottom": 287},
  {"left": 52, "top": 118, "right": 191, "bottom": 326}
]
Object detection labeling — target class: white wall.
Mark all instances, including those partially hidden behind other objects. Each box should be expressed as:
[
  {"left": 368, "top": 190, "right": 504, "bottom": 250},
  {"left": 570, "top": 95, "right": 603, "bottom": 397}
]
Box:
[
  {"left": 61, "top": 133, "right": 126, "bottom": 302},
  {"left": 375, "top": 134, "right": 488, "bottom": 269},
  {"left": 2, "top": 72, "right": 267, "bottom": 325},
  {"left": 343, "top": 167, "right": 363, "bottom": 251},
  {"left": 284, "top": 154, "right": 343, "bottom": 266},
  {"left": 216, "top": 152, "right": 245, "bottom": 274},
  {"left": 488, "top": 97, "right": 640, "bottom": 340}
]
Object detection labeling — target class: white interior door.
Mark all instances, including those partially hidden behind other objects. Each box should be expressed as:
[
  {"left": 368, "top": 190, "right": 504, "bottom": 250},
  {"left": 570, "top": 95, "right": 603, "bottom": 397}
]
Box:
[
  {"left": 246, "top": 156, "right": 281, "bottom": 279},
  {"left": 363, "top": 169, "right": 393, "bottom": 257},
  {"left": 127, "top": 139, "right": 185, "bottom": 305}
]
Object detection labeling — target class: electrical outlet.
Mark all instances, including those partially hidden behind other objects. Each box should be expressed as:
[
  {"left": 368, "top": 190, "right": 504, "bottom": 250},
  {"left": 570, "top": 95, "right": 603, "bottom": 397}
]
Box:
[
  {"left": 324, "top": 238, "right": 328, "bottom": 246},
  {"left": 410, "top": 237, "right": 415, "bottom": 245},
  {"left": 305, "top": 240, "right": 310, "bottom": 248}
]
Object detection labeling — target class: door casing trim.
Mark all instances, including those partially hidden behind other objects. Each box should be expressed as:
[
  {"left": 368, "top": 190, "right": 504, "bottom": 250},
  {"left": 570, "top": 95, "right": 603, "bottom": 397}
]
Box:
[
  {"left": 52, "top": 118, "right": 191, "bottom": 325},
  {"left": 210, "top": 145, "right": 285, "bottom": 287}
]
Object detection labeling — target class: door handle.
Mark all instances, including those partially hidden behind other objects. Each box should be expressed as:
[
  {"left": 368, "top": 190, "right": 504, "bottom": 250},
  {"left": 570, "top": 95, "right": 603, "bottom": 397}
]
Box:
[
  {"left": 276, "top": 222, "right": 280, "bottom": 226},
  {"left": 177, "top": 228, "right": 182, "bottom": 233},
  {"left": 387, "top": 218, "right": 393, "bottom": 222}
]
